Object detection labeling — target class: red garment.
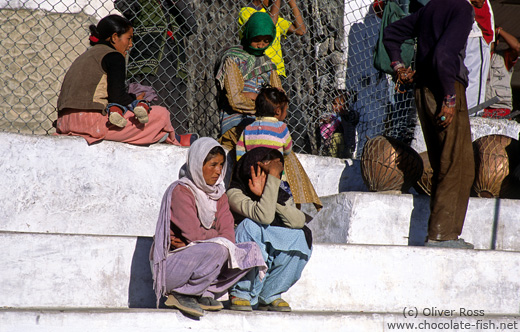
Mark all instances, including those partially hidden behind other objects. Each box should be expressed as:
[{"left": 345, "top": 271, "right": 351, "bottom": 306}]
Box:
[
  {"left": 170, "top": 184, "right": 235, "bottom": 247},
  {"left": 503, "top": 49, "right": 518, "bottom": 71},
  {"left": 482, "top": 108, "right": 511, "bottom": 118},
  {"left": 474, "top": 0, "right": 494, "bottom": 45}
]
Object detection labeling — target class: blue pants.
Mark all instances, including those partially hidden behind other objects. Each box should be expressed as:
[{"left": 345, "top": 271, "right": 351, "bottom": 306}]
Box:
[{"left": 230, "top": 219, "right": 311, "bottom": 306}]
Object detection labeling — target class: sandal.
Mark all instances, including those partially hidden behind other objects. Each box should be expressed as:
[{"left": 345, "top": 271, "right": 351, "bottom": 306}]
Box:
[
  {"left": 258, "top": 298, "right": 291, "bottom": 312},
  {"left": 229, "top": 296, "right": 252, "bottom": 311},
  {"left": 133, "top": 104, "right": 149, "bottom": 124},
  {"left": 198, "top": 296, "right": 224, "bottom": 311}
]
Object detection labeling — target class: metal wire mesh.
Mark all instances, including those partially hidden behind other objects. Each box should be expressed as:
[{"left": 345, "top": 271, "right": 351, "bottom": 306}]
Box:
[{"left": 0, "top": 0, "right": 417, "bottom": 157}]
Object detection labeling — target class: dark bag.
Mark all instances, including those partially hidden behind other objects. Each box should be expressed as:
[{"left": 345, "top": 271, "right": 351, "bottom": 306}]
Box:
[{"left": 373, "top": 1, "right": 415, "bottom": 74}]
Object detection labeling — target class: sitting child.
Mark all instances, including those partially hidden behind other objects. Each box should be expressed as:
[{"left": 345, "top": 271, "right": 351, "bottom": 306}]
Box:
[
  {"left": 236, "top": 87, "right": 292, "bottom": 161},
  {"left": 318, "top": 91, "right": 358, "bottom": 158},
  {"left": 319, "top": 95, "right": 345, "bottom": 158},
  {"left": 236, "top": 86, "right": 322, "bottom": 211}
]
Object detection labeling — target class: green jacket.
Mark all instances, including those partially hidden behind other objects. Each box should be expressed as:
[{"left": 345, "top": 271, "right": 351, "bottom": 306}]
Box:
[{"left": 373, "top": 1, "right": 415, "bottom": 74}]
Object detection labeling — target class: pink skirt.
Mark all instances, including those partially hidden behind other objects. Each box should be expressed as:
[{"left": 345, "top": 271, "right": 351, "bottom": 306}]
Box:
[{"left": 56, "top": 106, "right": 180, "bottom": 146}]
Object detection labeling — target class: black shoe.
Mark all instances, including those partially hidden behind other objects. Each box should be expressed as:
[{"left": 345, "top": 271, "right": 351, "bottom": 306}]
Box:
[
  {"left": 165, "top": 293, "right": 204, "bottom": 317},
  {"left": 198, "top": 297, "right": 224, "bottom": 311}
]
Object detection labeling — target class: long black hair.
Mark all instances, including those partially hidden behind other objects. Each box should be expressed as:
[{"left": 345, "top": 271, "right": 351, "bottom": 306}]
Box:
[
  {"left": 89, "top": 14, "right": 132, "bottom": 46},
  {"left": 230, "top": 147, "right": 290, "bottom": 204}
]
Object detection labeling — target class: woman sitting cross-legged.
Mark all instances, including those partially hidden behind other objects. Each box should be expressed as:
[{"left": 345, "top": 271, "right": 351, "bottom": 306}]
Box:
[
  {"left": 150, "top": 137, "right": 266, "bottom": 317},
  {"left": 227, "top": 147, "right": 312, "bottom": 312}
]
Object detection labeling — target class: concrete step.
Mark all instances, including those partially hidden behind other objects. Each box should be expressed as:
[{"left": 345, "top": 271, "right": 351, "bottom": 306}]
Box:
[
  {"left": 2, "top": 116, "right": 518, "bottom": 239},
  {"left": 3, "top": 132, "right": 519, "bottom": 251},
  {"left": 0, "top": 132, "right": 361, "bottom": 238},
  {"left": 3, "top": 130, "right": 519, "bottom": 250},
  {"left": 2, "top": 232, "right": 520, "bottom": 315},
  {"left": 302, "top": 191, "right": 520, "bottom": 251},
  {"left": 411, "top": 116, "right": 520, "bottom": 154},
  {"left": 1, "top": 308, "right": 519, "bottom": 332}
]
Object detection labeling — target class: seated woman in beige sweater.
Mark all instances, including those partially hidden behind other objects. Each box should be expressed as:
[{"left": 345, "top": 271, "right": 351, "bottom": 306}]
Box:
[{"left": 227, "top": 147, "right": 312, "bottom": 312}]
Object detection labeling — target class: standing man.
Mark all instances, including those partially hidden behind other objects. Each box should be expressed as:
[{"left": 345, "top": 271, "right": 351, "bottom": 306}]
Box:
[{"left": 383, "top": 0, "right": 475, "bottom": 248}]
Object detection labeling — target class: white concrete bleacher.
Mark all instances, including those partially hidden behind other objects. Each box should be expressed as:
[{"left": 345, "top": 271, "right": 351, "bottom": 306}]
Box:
[
  {"left": 3, "top": 230, "right": 520, "bottom": 313},
  {"left": 411, "top": 116, "right": 520, "bottom": 154},
  {"left": 1, "top": 118, "right": 520, "bottom": 331},
  {"left": 0, "top": 132, "right": 362, "bottom": 237},
  {"left": 303, "top": 191, "right": 520, "bottom": 250}
]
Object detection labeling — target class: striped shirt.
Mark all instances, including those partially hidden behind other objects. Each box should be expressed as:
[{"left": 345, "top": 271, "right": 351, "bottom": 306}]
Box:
[{"left": 236, "top": 117, "right": 293, "bottom": 161}]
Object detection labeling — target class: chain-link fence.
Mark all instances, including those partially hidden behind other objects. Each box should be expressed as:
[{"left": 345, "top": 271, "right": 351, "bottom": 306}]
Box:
[{"left": 0, "top": 0, "right": 416, "bottom": 157}]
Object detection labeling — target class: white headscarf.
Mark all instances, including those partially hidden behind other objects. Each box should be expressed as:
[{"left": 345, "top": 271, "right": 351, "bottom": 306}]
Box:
[{"left": 178, "top": 137, "right": 227, "bottom": 229}]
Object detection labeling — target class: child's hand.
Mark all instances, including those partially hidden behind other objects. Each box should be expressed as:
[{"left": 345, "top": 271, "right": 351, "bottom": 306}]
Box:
[
  {"left": 248, "top": 165, "right": 267, "bottom": 196},
  {"left": 137, "top": 92, "right": 146, "bottom": 100}
]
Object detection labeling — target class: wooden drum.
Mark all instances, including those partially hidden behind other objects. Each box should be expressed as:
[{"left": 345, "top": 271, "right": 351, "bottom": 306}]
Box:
[
  {"left": 473, "top": 134, "right": 520, "bottom": 198},
  {"left": 361, "top": 135, "right": 424, "bottom": 193}
]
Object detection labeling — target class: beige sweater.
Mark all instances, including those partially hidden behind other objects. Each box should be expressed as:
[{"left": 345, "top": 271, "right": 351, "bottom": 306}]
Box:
[{"left": 227, "top": 175, "right": 305, "bottom": 229}]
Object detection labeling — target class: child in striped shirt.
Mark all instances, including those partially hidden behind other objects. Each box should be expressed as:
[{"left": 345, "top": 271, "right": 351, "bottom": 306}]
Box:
[{"left": 236, "top": 87, "right": 292, "bottom": 161}]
